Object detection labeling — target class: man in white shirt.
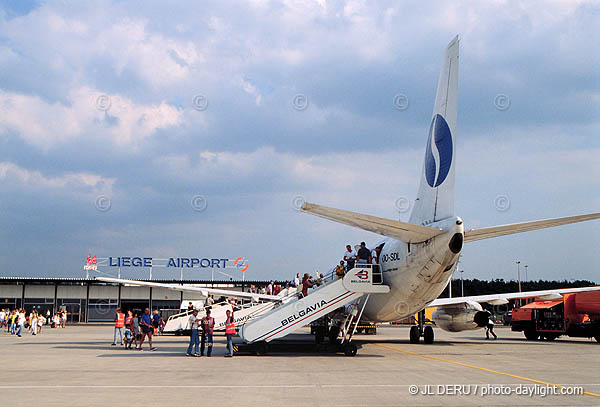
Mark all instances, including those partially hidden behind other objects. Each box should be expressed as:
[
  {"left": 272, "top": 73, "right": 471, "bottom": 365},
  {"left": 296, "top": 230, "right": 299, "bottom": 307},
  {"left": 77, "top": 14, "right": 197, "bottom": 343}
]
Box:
[
  {"left": 293, "top": 273, "right": 300, "bottom": 287},
  {"left": 186, "top": 309, "right": 201, "bottom": 356},
  {"left": 16, "top": 310, "right": 25, "bottom": 337},
  {"left": 343, "top": 245, "right": 357, "bottom": 271}
]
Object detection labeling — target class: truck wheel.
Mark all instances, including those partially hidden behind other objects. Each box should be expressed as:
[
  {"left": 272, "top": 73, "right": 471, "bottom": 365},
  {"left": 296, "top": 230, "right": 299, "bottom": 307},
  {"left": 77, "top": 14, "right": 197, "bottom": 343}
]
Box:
[
  {"left": 410, "top": 326, "right": 420, "bottom": 344},
  {"left": 524, "top": 328, "right": 539, "bottom": 341},
  {"left": 424, "top": 326, "right": 434, "bottom": 344},
  {"left": 343, "top": 342, "right": 357, "bottom": 357},
  {"left": 544, "top": 334, "right": 557, "bottom": 341}
]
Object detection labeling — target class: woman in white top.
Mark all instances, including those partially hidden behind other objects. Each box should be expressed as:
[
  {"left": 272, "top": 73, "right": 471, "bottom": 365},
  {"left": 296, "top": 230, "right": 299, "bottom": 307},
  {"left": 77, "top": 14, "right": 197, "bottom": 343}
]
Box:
[{"left": 31, "top": 312, "right": 38, "bottom": 335}]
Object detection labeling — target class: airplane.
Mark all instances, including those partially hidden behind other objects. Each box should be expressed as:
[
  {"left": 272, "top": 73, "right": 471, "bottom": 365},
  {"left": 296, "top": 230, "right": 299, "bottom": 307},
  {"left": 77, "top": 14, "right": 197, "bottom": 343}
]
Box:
[{"left": 97, "top": 36, "right": 600, "bottom": 345}]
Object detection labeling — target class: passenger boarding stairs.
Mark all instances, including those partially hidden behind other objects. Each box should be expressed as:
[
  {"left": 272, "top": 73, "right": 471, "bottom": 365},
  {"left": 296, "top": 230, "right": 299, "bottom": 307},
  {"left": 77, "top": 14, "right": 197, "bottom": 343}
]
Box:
[
  {"left": 164, "top": 298, "right": 281, "bottom": 333},
  {"left": 239, "top": 265, "right": 389, "bottom": 344}
]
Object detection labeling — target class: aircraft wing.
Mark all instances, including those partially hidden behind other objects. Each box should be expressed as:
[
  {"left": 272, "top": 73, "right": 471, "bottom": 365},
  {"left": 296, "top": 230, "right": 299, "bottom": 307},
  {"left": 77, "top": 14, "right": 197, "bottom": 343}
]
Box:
[
  {"left": 300, "top": 202, "right": 445, "bottom": 243},
  {"left": 429, "top": 285, "right": 600, "bottom": 307},
  {"left": 464, "top": 213, "right": 600, "bottom": 242},
  {"left": 95, "top": 277, "right": 282, "bottom": 302}
]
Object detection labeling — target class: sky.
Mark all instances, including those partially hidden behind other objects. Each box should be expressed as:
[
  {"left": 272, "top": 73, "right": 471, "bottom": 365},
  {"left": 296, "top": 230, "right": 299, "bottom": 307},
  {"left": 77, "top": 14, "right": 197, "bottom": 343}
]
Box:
[{"left": 0, "top": 0, "right": 598, "bottom": 283}]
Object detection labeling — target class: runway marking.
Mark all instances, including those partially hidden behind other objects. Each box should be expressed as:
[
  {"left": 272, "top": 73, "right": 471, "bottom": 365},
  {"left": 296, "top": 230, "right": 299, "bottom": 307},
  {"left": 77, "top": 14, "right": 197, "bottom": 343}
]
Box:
[
  {"left": 0, "top": 384, "right": 409, "bottom": 389},
  {"left": 374, "top": 343, "right": 600, "bottom": 399}
]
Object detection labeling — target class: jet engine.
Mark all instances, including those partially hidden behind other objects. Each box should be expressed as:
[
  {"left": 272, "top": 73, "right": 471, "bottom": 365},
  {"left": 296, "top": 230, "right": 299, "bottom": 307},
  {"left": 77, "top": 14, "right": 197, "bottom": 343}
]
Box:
[{"left": 431, "top": 301, "right": 490, "bottom": 332}]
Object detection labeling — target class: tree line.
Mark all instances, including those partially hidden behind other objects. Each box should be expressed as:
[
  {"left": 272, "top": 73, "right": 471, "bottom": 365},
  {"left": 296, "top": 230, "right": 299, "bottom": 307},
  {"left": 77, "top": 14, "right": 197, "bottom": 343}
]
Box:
[{"left": 441, "top": 278, "right": 597, "bottom": 298}]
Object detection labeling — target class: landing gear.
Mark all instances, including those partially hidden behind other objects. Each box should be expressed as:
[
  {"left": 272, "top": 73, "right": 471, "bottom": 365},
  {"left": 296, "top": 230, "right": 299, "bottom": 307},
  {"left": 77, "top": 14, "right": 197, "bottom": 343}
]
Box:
[
  {"left": 329, "top": 325, "right": 341, "bottom": 342},
  {"left": 410, "top": 310, "right": 435, "bottom": 344},
  {"left": 424, "top": 326, "right": 434, "bottom": 344},
  {"left": 409, "top": 326, "right": 420, "bottom": 344},
  {"left": 343, "top": 342, "right": 357, "bottom": 357}
]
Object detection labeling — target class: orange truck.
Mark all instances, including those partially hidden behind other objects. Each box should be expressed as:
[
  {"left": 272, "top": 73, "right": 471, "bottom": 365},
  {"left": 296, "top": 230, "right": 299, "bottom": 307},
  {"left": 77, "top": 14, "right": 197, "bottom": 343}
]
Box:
[{"left": 511, "top": 290, "right": 600, "bottom": 342}]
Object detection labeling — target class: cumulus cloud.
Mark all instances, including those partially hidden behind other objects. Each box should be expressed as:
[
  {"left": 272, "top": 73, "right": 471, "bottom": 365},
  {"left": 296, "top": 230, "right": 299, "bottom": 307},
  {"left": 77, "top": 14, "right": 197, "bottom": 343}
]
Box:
[
  {"left": 0, "top": 87, "right": 182, "bottom": 150},
  {"left": 0, "top": 0, "right": 598, "bottom": 281}
]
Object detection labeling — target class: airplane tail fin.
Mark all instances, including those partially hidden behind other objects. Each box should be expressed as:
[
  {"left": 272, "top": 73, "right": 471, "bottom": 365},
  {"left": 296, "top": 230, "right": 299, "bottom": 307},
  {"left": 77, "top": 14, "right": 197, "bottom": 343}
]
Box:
[{"left": 409, "top": 36, "right": 459, "bottom": 225}]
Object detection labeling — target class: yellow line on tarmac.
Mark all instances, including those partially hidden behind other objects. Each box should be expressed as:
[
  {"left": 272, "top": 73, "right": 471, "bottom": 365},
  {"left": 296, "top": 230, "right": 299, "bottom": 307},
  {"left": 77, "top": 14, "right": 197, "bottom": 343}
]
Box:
[{"left": 374, "top": 343, "right": 600, "bottom": 399}]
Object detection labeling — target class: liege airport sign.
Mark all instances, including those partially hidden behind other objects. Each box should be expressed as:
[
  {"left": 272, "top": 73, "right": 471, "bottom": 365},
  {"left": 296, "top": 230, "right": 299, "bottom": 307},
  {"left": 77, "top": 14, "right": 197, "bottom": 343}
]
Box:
[{"left": 84, "top": 254, "right": 249, "bottom": 272}]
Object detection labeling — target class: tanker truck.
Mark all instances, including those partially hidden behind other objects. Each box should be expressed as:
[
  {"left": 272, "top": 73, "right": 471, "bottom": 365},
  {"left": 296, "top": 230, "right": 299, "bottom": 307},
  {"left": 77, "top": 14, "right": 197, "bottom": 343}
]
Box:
[{"left": 511, "top": 290, "right": 600, "bottom": 342}]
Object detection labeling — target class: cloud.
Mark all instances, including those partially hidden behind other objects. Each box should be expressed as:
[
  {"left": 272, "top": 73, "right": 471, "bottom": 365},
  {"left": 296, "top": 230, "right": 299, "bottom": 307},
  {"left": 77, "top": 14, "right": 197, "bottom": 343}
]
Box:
[
  {"left": 0, "top": 87, "right": 183, "bottom": 150},
  {"left": 0, "top": 0, "right": 598, "bottom": 282},
  {"left": 0, "top": 161, "right": 115, "bottom": 194}
]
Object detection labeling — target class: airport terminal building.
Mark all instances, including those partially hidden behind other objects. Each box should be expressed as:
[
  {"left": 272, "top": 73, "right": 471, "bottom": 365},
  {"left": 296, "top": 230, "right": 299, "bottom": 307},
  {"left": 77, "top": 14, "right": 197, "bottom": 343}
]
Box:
[{"left": 0, "top": 277, "right": 274, "bottom": 323}]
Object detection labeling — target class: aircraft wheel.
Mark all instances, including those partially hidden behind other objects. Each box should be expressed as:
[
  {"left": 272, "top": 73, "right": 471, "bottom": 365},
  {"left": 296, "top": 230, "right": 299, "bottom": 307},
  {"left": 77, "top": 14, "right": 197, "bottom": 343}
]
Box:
[
  {"left": 594, "top": 335, "right": 599, "bottom": 344},
  {"left": 409, "top": 326, "right": 420, "bottom": 344},
  {"left": 544, "top": 334, "right": 557, "bottom": 341},
  {"left": 254, "top": 341, "right": 268, "bottom": 356},
  {"left": 343, "top": 342, "right": 357, "bottom": 357},
  {"left": 424, "top": 326, "right": 434, "bottom": 344}
]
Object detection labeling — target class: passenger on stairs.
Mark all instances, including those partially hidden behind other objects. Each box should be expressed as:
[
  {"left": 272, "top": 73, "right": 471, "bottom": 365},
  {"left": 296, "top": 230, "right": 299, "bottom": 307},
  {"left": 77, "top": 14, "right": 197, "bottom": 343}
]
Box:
[
  {"left": 335, "top": 261, "right": 346, "bottom": 280},
  {"left": 344, "top": 245, "right": 357, "bottom": 271},
  {"left": 371, "top": 246, "right": 379, "bottom": 264},
  {"left": 301, "top": 274, "right": 314, "bottom": 297},
  {"left": 356, "top": 242, "right": 372, "bottom": 265},
  {"left": 293, "top": 273, "right": 301, "bottom": 287}
]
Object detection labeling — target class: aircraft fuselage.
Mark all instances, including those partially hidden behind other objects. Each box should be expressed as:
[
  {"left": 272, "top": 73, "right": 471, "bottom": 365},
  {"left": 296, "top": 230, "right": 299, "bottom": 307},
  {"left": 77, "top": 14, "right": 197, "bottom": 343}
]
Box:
[{"left": 363, "top": 216, "right": 464, "bottom": 322}]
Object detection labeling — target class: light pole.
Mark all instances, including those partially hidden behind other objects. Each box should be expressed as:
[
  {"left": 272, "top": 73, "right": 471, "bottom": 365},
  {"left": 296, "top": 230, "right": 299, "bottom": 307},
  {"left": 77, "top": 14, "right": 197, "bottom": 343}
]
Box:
[
  {"left": 459, "top": 269, "right": 464, "bottom": 297},
  {"left": 524, "top": 265, "right": 528, "bottom": 282},
  {"left": 516, "top": 260, "right": 521, "bottom": 306},
  {"left": 516, "top": 261, "right": 521, "bottom": 292}
]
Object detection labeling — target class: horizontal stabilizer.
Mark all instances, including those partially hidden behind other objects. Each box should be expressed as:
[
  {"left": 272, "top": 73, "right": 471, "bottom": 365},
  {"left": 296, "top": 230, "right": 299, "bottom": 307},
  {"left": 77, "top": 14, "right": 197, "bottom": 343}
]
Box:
[
  {"left": 464, "top": 212, "right": 600, "bottom": 243},
  {"left": 301, "top": 202, "right": 445, "bottom": 243}
]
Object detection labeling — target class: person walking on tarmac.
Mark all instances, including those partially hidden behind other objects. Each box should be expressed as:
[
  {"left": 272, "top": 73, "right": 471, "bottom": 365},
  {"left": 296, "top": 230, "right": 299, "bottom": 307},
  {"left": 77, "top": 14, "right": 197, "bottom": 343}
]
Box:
[
  {"left": 485, "top": 311, "right": 497, "bottom": 340},
  {"left": 224, "top": 309, "right": 235, "bottom": 357},
  {"left": 139, "top": 308, "right": 156, "bottom": 351},
  {"left": 112, "top": 308, "right": 125, "bottom": 346},
  {"left": 201, "top": 309, "right": 215, "bottom": 356},
  {"left": 186, "top": 309, "right": 201, "bottom": 356},
  {"left": 124, "top": 311, "right": 137, "bottom": 349}
]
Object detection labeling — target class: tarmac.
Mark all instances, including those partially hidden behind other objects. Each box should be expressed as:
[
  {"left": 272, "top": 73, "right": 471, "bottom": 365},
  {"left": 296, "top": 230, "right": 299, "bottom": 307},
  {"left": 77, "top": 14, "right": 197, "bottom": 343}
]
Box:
[{"left": 0, "top": 324, "right": 598, "bottom": 406}]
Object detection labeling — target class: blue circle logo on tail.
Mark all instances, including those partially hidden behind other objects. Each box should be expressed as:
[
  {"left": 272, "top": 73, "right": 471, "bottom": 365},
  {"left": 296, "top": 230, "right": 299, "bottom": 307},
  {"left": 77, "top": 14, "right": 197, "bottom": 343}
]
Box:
[{"left": 424, "top": 114, "right": 453, "bottom": 187}]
